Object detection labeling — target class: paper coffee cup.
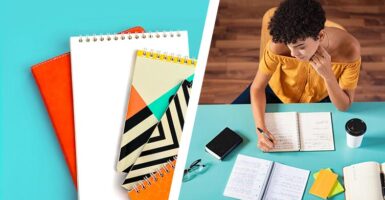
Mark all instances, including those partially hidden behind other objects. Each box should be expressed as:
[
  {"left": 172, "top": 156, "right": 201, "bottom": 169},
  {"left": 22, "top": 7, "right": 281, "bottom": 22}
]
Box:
[{"left": 345, "top": 118, "right": 367, "bottom": 148}]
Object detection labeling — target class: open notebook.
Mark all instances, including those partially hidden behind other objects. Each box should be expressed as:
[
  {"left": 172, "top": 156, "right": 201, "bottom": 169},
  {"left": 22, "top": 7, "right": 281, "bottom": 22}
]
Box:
[
  {"left": 70, "top": 31, "right": 189, "bottom": 199},
  {"left": 264, "top": 112, "right": 335, "bottom": 152},
  {"left": 224, "top": 154, "right": 309, "bottom": 200},
  {"left": 343, "top": 161, "right": 385, "bottom": 200}
]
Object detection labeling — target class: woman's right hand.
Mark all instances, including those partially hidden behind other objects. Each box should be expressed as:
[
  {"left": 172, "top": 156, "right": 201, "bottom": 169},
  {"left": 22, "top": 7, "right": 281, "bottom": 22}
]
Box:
[{"left": 256, "top": 129, "right": 276, "bottom": 152}]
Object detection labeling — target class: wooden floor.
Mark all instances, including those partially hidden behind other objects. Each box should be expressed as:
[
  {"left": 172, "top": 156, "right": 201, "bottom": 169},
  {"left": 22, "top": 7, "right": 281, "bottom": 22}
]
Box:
[{"left": 199, "top": 0, "right": 385, "bottom": 104}]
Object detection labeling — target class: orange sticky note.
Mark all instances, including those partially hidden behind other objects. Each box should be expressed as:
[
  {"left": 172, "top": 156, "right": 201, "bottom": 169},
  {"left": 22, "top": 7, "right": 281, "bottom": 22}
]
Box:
[{"left": 309, "top": 169, "right": 338, "bottom": 199}]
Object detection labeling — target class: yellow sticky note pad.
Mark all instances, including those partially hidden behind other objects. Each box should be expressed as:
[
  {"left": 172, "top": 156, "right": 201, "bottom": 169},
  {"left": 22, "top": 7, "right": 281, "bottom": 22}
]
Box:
[
  {"left": 313, "top": 168, "right": 344, "bottom": 198},
  {"left": 309, "top": 169, "right": 338, "bottom": 199}
]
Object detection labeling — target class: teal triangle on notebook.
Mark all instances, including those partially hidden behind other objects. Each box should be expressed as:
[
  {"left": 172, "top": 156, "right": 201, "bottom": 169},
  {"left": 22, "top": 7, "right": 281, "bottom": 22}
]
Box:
[{"left": 148, "top": 74, "right": 194, "bottom": 120}]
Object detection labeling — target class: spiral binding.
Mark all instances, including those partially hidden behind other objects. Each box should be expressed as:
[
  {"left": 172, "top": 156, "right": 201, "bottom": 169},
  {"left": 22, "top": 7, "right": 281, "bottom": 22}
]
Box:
[
  {"left": 137, "top": 49, "right": 197, "bottom": 66},
  {"left": 131, "top": 156, "right": 177, "bottom": 193},
  {"left": 77, "top": 31, "right": 183, "bottom": 43}
]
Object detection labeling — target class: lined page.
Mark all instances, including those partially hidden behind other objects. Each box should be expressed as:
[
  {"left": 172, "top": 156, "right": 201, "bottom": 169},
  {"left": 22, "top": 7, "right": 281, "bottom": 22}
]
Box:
[
  {"left": 298, "top": 112, "right": 334, "bottom": 151},
  {"left": 265, "top": 112, "right": 300, "bottom": 152},
  {"left": 224, "top": 154, "right": 273, "bottom": 200},
  {"left": 263, "top": 163, "right": 309, "bottom": 200}
]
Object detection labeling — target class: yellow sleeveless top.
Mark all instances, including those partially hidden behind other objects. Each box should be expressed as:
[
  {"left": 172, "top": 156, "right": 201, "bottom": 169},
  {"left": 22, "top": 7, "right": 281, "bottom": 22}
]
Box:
[
  {"left": 259, "top": 42, "right": 361, "bottom": 103},
  {"left": 258, "top": 7, "right": 361, "bottom": 103}
]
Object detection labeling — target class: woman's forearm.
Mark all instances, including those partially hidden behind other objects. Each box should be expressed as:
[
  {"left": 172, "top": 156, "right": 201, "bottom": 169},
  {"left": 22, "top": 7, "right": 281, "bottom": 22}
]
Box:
[
  {"left": 324, "top": 76, "right": 352, "bottom": 111},
  {"left": 250, "top": 84, "right": 267, "bottom": 130}
]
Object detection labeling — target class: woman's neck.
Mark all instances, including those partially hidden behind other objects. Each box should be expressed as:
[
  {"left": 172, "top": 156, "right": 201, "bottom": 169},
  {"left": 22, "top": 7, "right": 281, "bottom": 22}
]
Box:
[{"left": 320, "top": 27, "right": 341, "bottom": 58}]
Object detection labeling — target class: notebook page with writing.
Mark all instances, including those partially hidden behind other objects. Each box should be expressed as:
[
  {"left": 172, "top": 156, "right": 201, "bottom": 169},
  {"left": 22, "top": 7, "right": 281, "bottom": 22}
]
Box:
[
  {"left": 265, "top": 112, "right": 300, "bottom": 152},
  {"left": 70, "top": 31, "right": 189, "bottom": 199},
  {"left": 298, "top": 112, "right": 334, "bottom": 151},
  {"left": 343, "top": 162, "right": 383, "bottom": 200},
  {"left": 262, "top": 163, "right": 309, "bottom": 200},
  {"left": 224, "top": 154, "right": 273, "bottom": 200}
]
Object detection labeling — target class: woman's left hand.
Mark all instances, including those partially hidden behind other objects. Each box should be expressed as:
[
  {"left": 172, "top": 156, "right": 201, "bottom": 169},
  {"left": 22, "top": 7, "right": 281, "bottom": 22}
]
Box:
[{"left": 309, "top": 46, "right": 334, "bottom": 80}]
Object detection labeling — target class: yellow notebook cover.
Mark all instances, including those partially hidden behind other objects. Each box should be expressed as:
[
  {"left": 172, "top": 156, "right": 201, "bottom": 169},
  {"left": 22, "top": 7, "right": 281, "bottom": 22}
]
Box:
[
  {"left": 309, "top": 169, "right": 338, "bottom": 199},
  {"left": 313, "top": 168, "right": 344, "bottom": 198}
]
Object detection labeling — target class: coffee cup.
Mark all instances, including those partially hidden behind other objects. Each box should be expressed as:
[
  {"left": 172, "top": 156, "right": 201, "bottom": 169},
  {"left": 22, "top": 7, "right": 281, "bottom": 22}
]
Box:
[{"left": 345, "top": 118, "right": 367, "bottom": 148}]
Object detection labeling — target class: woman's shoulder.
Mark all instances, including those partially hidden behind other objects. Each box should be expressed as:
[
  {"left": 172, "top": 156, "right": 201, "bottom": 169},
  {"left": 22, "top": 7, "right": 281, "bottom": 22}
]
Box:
[
  {"left": 329, "top": 27, "right": 361, "bottom": 62},
  {"left": 268, "top": 41, "right": 291, "bottom": 56},
  {"left": 340, "top": 37, "right": 361, "bottom": 62}
]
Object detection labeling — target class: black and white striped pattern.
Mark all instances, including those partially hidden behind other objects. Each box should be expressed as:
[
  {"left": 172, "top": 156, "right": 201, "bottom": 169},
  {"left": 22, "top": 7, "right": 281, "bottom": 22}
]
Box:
[
  {"left": 121, "top": 80, "right": 192, "bottom": 190},
  {"left": 117, "top": 105, "right": 159, "bottom": 173}
]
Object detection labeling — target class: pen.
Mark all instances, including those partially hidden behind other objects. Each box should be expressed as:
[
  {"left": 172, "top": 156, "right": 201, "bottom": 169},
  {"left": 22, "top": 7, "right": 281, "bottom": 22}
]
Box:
[{"left": 257, "top": 127, "right": 274, "bottom": 143}]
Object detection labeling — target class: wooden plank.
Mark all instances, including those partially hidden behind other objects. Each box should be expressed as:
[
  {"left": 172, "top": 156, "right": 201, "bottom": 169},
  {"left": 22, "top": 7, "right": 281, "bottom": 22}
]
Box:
[
  {"left": 362, "top": 62, "right": 385, "bottom": 71},
  {"left": 361, "top": 47, "right": 385, "bottom": 56},
  {"left": 215, "top": 40, "right": 260, "bottom": 48}
]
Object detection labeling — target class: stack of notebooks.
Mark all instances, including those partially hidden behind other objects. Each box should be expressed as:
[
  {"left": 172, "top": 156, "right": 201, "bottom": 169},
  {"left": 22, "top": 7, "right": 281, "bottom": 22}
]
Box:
[
  {"left": 31, "top": 26, "right": 196, "bottom": 199},
  {"left": 309, "top": 168, "right": 344, "bottom": 199}
]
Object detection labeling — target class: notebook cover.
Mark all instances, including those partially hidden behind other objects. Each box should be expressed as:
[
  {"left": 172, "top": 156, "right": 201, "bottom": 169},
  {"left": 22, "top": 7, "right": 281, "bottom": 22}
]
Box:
[
  {"left": 128, "top": 160, "right": 176, "bottom": 200},
  {"left": 70, "top": 31, "right": 189, "bottom": 200},
  {"left": 205, "top": 127, "right": 243, "bottom": 160},
  {"left": 309, "top": 169, "right": 338, "bottom": 199},
  {"left": 31, "top": 26, "right": 145, "bottom": 187},
  {"left": 117, "top": 51, "right": 195, "bottom": 173},
  {"left": 122, "top": 80, "right": 192, "bottom": 190},
  {"left": 313, "top": 168, "right": 344, "bottom": 198}
]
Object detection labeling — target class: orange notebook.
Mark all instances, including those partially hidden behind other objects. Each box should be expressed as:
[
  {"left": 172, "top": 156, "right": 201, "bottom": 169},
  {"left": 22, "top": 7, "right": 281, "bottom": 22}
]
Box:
[
  {"left": 31, "top": 26, "right": 145, "bottom": 188},
  {"left": 309, "top": 169, "right": 338, "bottom": 199},
  {"left": 128, "top": 159, "right": 176, "bottom": 200}
]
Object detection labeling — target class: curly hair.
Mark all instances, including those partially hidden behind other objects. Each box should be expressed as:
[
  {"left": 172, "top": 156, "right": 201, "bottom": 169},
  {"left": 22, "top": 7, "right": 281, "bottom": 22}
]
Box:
[{"left": 268, "top": 0, "right": 326, "bottom": 44}]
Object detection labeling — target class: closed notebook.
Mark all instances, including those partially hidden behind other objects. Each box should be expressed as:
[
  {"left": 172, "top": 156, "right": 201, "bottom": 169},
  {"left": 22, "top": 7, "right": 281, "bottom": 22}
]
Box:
[
  {"left": 205, "top": 127, "right": 243, "bottom": 160},
  {"left": 122, "top": 80, "right": 192, "bottom": 190},
  {"left": 117, "top": 50, "right": 196, "bottom": 174},
  {"left": 30, "top": 26, "right": 144, "bottom": 187},
  {"left": 309, "top": 169, "right": 338, "bottom": 199},
  {"left": 70, "top": 31, "right": 189, "bottom": 199},
  {"left": 313, "top": 168, "right": 344, "bottom": 198}
]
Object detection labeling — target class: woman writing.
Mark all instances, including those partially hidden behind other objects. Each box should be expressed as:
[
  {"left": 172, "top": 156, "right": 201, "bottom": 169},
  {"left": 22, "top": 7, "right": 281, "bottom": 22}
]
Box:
[{"left": 251, "top": 0, "right": 361, "bottom": 152}]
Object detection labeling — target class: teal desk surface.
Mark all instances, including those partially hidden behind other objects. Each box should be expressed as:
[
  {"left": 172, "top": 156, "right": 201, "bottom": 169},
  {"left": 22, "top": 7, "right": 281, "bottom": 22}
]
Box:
[
  {"left": 0, "top": 0, "right": 208, "bottom": 199},
  {"left": 179, "top": 102, "right": 385, "bottom": 200}
]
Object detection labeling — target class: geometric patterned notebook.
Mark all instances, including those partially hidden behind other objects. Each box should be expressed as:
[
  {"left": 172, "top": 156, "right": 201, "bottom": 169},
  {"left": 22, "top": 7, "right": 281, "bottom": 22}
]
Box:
[
  {"left": 117, "top": 51, "right": 196, "bottom": 173},
  {"left": 122, "top": 80, "right": 192, "bottom": 190}
]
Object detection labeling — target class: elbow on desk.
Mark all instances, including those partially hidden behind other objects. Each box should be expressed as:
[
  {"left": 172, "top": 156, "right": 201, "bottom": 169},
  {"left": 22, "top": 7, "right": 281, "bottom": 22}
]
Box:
[{"left": 336, "top": 103, "right": 352, "bottom": 112}]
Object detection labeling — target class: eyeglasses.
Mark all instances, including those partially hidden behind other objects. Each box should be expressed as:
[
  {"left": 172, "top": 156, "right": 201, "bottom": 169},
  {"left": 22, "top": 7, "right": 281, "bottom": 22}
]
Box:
[{"left": 183, "top": 159, "right": 206, "bottom": 182}]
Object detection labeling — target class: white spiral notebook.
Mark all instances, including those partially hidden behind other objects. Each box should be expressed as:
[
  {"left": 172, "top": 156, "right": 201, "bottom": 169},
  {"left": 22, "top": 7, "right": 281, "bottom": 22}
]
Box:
[{"left": 70, "top": 31, "right": 189, "bottom": 199}]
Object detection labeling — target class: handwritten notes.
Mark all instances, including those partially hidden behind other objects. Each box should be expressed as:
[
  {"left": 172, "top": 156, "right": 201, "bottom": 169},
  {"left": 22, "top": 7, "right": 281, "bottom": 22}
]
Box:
[
  {"left": 224, "top": 155, "right": 309, "bottom": 200},
  {"left": 265, "top": 112, "right": 300, "bottom": 152},
  {"left": 263, "top": 163, "right": 310, "bottom": 200},
  {"left": 263, "top": 112, "right": 334, "bottom": 152},
  {"left": 299, "top": 112, "right": 334, "bottom": 151},
  {"left": 224, "top": 155, "right": 273, "bottom": 200}
]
